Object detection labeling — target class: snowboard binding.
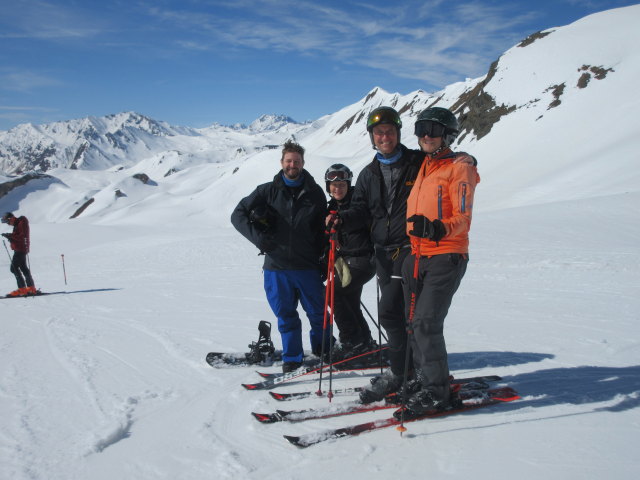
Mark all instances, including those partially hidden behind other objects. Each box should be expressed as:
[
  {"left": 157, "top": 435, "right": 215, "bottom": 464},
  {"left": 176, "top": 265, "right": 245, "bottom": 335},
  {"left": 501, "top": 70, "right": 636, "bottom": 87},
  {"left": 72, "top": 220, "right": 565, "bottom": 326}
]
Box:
[{"left": 245, "top": 320, "right": 276, "bottom": 364}]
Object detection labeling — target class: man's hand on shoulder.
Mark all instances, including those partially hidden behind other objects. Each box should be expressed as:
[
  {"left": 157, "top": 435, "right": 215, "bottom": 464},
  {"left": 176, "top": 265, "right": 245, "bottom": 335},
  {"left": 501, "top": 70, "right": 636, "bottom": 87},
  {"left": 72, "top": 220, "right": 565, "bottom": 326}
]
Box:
[{"left": 454, "top": 153, "right": 476, "bottom": 166}]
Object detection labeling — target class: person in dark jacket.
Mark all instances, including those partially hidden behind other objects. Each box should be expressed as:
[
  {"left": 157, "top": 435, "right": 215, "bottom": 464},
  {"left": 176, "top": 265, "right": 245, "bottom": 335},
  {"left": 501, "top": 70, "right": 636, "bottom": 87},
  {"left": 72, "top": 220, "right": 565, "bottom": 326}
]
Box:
[
  {"left": 330, "top": 107, "right": 475, "bottom": 403},
  {"left": 231, "top": 141, "right": 330, "bottom": 373},
  {"left": 324, "top": 164, "right": 375, "bottom": 356},
  {"left": 1, "top": 212, "right": 37, "bottom": 297}
]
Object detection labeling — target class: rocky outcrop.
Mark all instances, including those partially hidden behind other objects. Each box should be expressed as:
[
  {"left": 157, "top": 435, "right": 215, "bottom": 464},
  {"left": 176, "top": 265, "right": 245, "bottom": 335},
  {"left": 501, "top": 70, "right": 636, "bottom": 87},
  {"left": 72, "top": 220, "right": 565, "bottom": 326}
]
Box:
[
  {"left": 451, "top": 60, "right": 516, "bottom": 143},
  {"left": 0, "top": 173, "right": 54, "bottom": 199},
  {"left": 69, "top": 198, "right": 95, "bottom": 219}
]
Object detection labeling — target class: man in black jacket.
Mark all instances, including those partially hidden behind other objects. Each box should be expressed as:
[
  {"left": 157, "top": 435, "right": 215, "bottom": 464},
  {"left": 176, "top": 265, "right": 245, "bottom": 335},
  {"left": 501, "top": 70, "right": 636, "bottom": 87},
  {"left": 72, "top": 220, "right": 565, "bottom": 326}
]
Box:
[
  {"left": 334, "top": 107, "right": 474, "bottom": 403},
  {"left": 231, "top": 141, "right": 329, "bottom": 373}
]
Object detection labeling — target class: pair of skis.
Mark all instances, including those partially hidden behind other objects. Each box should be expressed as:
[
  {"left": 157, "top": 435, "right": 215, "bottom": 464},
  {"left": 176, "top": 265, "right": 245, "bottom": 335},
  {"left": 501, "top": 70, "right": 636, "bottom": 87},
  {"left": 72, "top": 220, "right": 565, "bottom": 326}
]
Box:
[
  {"left": 254, "top": 378, "right": 507, "bottom": 423},
  {"left": 283, "top": 385, "right": 520, "bottom": 447},
  {"left": 251, "top": 375, "right": 518, "bottom": 447},
  {"left": 2, "top": 289, "right": 58, "bottom": 299}
]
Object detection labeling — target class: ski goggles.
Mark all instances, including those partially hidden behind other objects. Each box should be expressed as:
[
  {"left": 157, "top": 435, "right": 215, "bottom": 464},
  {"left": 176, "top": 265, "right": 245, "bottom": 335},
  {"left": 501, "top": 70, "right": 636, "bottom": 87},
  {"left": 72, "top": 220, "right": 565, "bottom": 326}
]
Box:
[
  {"left": 414, "top": 120, "right": 446, "bottom": 138},
  {"left": 367, "top": 110, "right": 401, "bottom": 129},
  {"left": 325, "top": 171, "right": 350, "bottom": 181}
]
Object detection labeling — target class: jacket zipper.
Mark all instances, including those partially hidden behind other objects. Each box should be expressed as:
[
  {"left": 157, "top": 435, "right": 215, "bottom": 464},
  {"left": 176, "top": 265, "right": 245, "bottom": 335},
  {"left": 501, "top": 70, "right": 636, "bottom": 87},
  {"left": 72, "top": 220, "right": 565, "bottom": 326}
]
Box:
[{"left": 460, "top": 183, "right": 467, "bottom": 213}]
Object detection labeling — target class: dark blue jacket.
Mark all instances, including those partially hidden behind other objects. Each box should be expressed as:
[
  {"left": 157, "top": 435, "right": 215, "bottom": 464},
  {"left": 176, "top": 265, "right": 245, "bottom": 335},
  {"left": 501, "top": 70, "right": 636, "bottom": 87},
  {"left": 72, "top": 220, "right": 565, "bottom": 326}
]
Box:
[{"left": 231, "top": 170, "right": 326, "bottom": 270}]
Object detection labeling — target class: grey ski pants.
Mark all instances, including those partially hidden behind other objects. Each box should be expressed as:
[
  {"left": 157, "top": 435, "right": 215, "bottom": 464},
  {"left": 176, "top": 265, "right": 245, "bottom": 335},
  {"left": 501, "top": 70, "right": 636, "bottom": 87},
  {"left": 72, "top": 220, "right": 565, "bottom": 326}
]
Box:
[{"left": 402, "top": 252, "right": 468, "bottom": 402}]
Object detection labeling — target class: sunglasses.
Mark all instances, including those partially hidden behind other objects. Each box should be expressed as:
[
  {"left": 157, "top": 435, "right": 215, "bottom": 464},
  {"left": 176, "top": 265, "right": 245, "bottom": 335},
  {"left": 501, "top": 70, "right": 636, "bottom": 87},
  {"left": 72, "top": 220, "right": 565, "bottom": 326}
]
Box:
[
  {"left": 414, "top": 121, "right": 446, "bottom": 138},
  {"left": 326, "top": 171, "right": 349, "bottom": 181}
]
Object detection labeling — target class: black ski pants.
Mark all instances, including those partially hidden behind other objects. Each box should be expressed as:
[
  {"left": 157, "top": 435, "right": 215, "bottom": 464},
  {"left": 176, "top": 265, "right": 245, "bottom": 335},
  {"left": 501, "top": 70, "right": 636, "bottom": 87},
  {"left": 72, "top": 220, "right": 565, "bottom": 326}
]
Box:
[
  {"left": 375, "top": 246, "right": 412, "bottom": 376},
  {"left": 10, "top": 251, "right": 34, "bottom": 289},
  {"left": 402, "top": 252, "right": 468, "bottom": 402},
  {"left": 332, "top": 255, "right": 375, "bottom": 345}
]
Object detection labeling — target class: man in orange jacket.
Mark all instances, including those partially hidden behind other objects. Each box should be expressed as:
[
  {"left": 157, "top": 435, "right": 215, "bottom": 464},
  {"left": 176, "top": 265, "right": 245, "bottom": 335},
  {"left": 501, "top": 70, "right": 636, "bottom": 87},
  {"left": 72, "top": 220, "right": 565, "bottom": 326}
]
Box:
[
  {"left": 395, "top": 107, "right": 480, "bottom": 419},
  {"left": 1, "top": 212, "right": 37, "bottom": 297}
]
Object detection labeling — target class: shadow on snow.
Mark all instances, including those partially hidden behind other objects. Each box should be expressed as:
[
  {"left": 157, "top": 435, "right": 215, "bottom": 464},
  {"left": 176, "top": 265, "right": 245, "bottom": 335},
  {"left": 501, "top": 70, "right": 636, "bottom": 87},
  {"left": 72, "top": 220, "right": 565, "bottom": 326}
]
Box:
[
  {"left": 449, "top": 351, "right": 554, "bottom": 370},
  {"left": 503, "top": 365, "right": 640, "bottom": 412}
]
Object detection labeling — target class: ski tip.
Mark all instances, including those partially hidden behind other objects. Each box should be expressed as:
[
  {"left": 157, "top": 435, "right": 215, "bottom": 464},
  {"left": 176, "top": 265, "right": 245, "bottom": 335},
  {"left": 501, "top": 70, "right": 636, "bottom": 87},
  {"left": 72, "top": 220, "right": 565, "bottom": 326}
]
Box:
[
  {"left": 283, "top": 435, "right": 307, "bottom": 448},
  {"left": 251, "top": 412, "right": 277, "bottom": 424},
  {"left": 269, "top": 391, "right": 286, "bottom": 400},
  {"left": 493, "top": 393, "right": 521, "bottom": 402},
  {"left": 205, "top": 353, "right": 218, "bottom": 364},
  {"left": 242, "top": 383, "right": 259, "bottom": 390}
]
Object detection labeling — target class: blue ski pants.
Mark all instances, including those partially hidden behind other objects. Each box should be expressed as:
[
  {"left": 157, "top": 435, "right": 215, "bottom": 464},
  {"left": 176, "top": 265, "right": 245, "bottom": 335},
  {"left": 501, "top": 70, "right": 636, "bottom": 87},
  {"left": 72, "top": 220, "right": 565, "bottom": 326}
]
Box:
[{"left": 263, "top": 269, "right": 328, "bottom": 363}]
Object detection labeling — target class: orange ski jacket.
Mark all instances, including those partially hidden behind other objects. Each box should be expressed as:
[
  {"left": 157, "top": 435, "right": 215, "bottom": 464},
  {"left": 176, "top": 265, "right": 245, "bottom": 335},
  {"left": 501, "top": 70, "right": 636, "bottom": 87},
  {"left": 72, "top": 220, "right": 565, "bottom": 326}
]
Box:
[{"left": 406, "top": 149, "right": 480, "bottom": 256}]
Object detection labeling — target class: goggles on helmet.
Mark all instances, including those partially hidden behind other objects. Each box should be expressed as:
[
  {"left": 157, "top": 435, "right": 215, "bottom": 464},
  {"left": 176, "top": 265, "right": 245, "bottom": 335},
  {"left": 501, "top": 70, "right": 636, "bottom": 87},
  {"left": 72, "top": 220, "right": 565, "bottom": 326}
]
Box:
[
  {"left": 367, "top": 110, "right": 401, "bottom": 130},
  {"left": 414, "top": 120, "right": 447, "bottom": 138},
  {"left": 325, "top": 170, "right": 350, "bottom": 182}
]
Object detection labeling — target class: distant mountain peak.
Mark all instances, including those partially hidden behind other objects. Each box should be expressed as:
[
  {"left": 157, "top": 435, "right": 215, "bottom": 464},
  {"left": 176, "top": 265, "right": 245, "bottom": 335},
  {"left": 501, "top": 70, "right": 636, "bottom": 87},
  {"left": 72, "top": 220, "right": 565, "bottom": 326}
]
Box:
[{"left": 247, "top": 114, "right": 299, "bottom": 132}]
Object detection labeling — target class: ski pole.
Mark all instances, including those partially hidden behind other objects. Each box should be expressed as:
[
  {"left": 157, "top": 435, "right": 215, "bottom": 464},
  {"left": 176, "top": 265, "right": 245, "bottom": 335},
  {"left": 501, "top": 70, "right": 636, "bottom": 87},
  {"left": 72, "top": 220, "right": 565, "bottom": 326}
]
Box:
[
  {"left": 317, "top": 212, "right": 338, "bottom": 401},
  {"left": 61, "top": 254, "right": 67, "bottom": 285},
  {"left": 328, "top": 233, "right": 336, "bottom": 401},
  {"left": 397, "top": 251, "right": 421, "bottom": 435},
  {"left": 359, "top": 298, "right": 388, "bottom": 373},
  {"left": 360, "top": 300, "right": 388, "bottom": 343},
  {"left": 376, "top": 276, "right": 384, "bottom": 375},
  {"left": 2, "top": 240, "right": 11, "bottom": 262}
]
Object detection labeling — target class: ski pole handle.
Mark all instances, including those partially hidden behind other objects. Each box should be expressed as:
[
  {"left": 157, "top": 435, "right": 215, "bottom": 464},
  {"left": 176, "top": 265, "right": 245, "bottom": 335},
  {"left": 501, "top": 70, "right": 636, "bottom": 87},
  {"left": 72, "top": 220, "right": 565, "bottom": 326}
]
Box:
[
  {"left": 61, "top": 254, "right": 67, "bottom": 285},
  {"left": 325, "top": 210, "right": 339, "bottom": 235}
]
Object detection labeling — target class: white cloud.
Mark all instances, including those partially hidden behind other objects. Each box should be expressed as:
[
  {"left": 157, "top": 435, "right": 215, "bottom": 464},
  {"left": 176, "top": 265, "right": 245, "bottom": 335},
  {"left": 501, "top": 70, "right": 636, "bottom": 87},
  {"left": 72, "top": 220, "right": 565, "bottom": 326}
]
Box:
[
  {"left": 145, "top": 0, "right": 537, "bottom": 87},
  {"left": 0, "top": 0, "right": 104, "bottom": 40},
  {"left": 0, "top": 70, "right": 63, "bottom": 92}
]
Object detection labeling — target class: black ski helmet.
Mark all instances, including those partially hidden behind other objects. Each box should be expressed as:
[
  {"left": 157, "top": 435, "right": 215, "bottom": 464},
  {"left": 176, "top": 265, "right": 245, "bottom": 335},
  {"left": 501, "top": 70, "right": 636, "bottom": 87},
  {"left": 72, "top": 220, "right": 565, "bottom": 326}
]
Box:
[
  {"left": 366, "top": 106, "right": 402, "bottom": 148},
  {"left": 414, "top": 107, "right": 459, "bottom": 146},
  {"left": 324, "top": 163, "right": 353, "bottom": 193},
  {"left": 1, "top": 212, "right": 14, "bottom": 224},
  {"left": 249, "top": 204, "right": 277, "bottom": 233}
]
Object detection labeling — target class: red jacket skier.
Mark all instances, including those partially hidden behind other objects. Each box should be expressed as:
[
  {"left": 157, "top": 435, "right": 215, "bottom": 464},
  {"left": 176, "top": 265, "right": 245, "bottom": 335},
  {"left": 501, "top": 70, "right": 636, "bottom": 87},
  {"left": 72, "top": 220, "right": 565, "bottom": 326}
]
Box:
[{"left": 1, "top": 212, "right": 37, "bottom": 297}]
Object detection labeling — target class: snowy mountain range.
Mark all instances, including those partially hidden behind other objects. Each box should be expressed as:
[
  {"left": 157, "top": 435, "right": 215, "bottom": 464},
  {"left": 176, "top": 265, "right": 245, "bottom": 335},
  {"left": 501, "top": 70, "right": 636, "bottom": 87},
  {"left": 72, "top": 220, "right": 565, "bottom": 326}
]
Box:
[{"left": 1, "top": 4, "right": 639, "bottom": 223}]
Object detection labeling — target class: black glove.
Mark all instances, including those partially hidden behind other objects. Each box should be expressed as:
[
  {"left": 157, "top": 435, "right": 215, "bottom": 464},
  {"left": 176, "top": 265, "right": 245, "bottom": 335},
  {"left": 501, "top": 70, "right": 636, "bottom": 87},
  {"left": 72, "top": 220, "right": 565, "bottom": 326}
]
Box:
[
  {"left": 1, "top": 233, "right": 10, "bottom": 239},
  {"left": 407, "top": 215, "right": 446, "bottom": 242},
  {"left": 325, "top": 212, "right": 341, "bottom": 234},
  {"left": 257, "top": 235, "right": 277, "bottom": 254}
]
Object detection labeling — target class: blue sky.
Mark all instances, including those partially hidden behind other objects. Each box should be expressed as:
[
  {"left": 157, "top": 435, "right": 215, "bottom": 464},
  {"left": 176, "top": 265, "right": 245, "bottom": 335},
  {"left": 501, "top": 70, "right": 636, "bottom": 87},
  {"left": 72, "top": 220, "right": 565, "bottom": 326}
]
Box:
[{"left": 0, "top": 0, "right": 636, "bottom": 131}]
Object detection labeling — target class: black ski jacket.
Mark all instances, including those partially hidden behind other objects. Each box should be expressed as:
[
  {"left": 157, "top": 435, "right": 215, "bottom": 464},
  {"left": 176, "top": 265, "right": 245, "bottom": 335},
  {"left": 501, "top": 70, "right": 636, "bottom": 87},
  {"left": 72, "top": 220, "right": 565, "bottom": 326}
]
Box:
[
  {"left": 231, "top": 170, "right": 326, "bottom": 271},
  {"left": 339, "top": 144, "right": 425, "bottom": 250},
  {"left": 327, "top": 187, "right": 373, "bottom": 258}
]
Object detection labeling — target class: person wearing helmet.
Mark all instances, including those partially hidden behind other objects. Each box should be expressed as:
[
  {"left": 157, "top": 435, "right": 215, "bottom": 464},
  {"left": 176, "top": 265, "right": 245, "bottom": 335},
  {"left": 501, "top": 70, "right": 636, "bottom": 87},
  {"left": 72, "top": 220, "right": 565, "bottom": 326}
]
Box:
[
  {"left": 1, "top": 212, "right": 37, "bottom": 297},
  {"left": 231, "top": 141, "right": 330, "bottom": 373},
  {"left": 331, "top": 106, "right": 476, "bottom": 404},
  {"left": 323, "top": 164, "right": 376, "bottom": 357},
  {"left": 393, "top": 107, "right": 480, "bottom": 419}
]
